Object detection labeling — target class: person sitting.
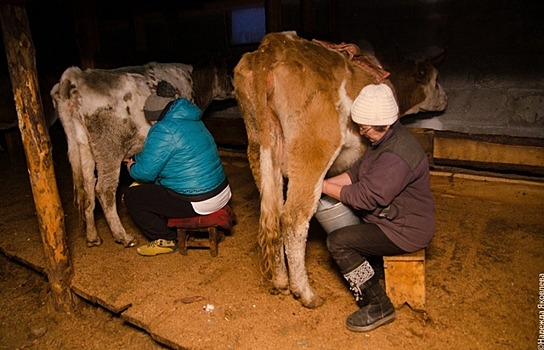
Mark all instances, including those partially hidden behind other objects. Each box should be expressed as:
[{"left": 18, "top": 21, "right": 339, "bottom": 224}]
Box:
[
  {"left": 123, "top": 81, "right": 231, "bottom": 256},
  {"left": 321, "top": 83, "right": 435, "bottom": 332}
]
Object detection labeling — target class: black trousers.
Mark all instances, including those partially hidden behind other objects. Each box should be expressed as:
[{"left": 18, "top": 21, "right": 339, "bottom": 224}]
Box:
[
  {"left": 124, "top": 183, "right": 198, "bottom": 241},
  {"left": 326, "top": 222, "right": 407, "bottom": 274}
]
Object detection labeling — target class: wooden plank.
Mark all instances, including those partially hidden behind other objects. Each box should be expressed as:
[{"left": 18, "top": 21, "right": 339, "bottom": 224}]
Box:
[
  {"left": 433, "top": 130, "right": 544, "bottom": 175},
  {"left": 383, "top": 249, "right": 425, "bottom": 262},
  {"left": 434, "top": 137, "right": 544, "bottom": 167}
]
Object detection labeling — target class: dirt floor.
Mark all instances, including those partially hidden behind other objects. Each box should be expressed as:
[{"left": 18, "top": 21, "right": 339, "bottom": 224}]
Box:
[{"left": 1, "top": 124, "right": 543, "bottom": 350}]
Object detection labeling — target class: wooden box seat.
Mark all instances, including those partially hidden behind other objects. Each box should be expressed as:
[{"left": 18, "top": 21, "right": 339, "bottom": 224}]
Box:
[
  {"left": 383, "top": 249, "right": 426, "bottom": 311},
  {"left": 167, "top": 205, "right": 236, "bottom": 257}
]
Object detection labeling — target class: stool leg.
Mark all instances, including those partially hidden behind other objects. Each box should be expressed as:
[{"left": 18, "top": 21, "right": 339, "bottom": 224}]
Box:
[
  {"left": 208, "top": 226, "right": 219, "bottom": 257},
  {"left": 177, "top": 228, "right": 188, "bottom": 255}
]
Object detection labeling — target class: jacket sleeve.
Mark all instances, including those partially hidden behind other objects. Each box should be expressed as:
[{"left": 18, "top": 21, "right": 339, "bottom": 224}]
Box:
[
  {"left": 340, "top": 152, "right": 413, "bottom": 211},
  {"left": 345, "top": 156, "right": 365, "bottom": 183},
  {"left": 129, "top": 123, "right": 176, "bottom": 182}
]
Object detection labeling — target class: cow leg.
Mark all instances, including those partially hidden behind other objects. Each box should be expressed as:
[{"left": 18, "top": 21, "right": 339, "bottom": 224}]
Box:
[
  {"left": 276, "top": 91, "right": 345, "bottom": 308},
  {"left": 77, "top": 144, "right": 102, "bottom": 247},
  {"left": 95, "top": 162, "right": 137, "bottom": 247},
  {"left": 252, "top": 143, "right": 291, "bottom": 294},
  {"left": 282, "top": 185, "right": 325, "bottom": 309},
  {"left": 59, "top": 112, "right": 103, "bottom": 247},
  {"left": 256, "top": 146, "right": 291, "bottom": 295},
  {"left": 238, "top": 73, "right": 291, "bottom": 294},
  {"left": 268, "top": 239, "right": 290, "bottom": 295}
]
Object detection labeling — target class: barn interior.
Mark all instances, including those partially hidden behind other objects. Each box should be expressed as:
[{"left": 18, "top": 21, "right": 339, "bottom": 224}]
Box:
[{"left": 0, "top": 1, "right": 543, "bottom": 349}]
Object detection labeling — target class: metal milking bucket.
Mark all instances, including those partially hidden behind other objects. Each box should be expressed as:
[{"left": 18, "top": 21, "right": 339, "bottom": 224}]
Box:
[{"left": 314, "top": 195, "right": 361, "bottom": 234}]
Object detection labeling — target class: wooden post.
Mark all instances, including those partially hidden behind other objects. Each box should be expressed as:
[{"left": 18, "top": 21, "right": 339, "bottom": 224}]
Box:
[
  {"left": 0, "top": 4, "right": 75, "bottom": 313},
  {"left": 327, "top": 0, "right": 339, "bottom": 35},
  {"left": 265, "top": 0, "right": 282, "bottom": 33},
  {"left": 73, "top": 1, "right": 99, "bottom": 69},
  {"left": 301, "top": 0, "right": 316, "bottom": 34}
]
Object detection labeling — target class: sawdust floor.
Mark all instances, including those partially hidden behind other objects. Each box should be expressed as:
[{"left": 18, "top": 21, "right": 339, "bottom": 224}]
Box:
[{"left": 1, "top": 126, "right": 543, "bottom": 349}]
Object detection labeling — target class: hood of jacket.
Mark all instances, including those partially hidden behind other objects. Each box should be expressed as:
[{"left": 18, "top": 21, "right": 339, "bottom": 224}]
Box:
[{"left": 161, "top": 98, "right": 202, "bottom": 122}]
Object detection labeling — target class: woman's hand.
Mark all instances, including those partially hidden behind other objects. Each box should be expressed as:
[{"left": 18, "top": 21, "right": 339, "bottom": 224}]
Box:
[
  {"left": 123, "top": 157, "right": 135, "bottom": 171},
  {"left": 322, "top": 178, "right": 342, "bottom": 201},
  {"left": 322, "top": 173, "right": 351, "bottom": 201}
]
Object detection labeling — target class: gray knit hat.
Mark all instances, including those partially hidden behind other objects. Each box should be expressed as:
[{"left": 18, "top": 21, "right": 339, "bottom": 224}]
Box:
[
  {"left": 351, "top": 84, "right": 399, "bottom": 126},
  {"left": 143, "top": 81, "right": 177, "bottom": 122}
]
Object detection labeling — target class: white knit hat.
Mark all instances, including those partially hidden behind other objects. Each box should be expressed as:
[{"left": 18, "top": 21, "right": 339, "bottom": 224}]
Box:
[{"left": 351, "top": 84, "right": 399, "bottom": 126}]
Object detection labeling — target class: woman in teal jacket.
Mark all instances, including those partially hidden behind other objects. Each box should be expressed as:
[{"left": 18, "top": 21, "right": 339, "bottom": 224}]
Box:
[{"left": 124, "top": 85, "right": 231, "bottom": 256}]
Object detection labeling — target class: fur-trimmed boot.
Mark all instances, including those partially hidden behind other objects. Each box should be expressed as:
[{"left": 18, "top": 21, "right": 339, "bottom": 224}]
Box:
[{"left": 343, "top": 260, "right": 396, "bottom": 332}]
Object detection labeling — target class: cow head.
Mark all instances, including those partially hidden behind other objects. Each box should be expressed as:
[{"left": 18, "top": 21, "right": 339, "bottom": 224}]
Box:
[
  {"left": 190, "top": 57, "right": 235, "bottom": 111},
  {"left": 389, "top": 59, "right": 448, "bottom": 116},
  {"left": 357, "top": 41, "right": 448, "bottom": 117},
  {"left": 389, "top": 45, "right": 448, "bottom": 116},
  {"left": 211, "top": 64, "right": 235, "bottom": 101}
]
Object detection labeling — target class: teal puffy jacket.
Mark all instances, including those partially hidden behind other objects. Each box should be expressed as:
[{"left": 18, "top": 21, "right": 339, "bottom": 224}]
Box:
[{"left": 129, "top": 98, "right": 227, "bottom": 196}]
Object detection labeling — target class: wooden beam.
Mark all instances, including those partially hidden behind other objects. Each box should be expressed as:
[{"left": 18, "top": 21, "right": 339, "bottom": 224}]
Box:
[
  {"left": 433, "top": 130, "right": 544, "bottom": 175},
  {"left": 265, "top": 0, "right": 281, "bottom": 33},
  {"left": 301, "top": 0, "right": 316, "bottom": 34},
  {"left": 0, "top": 4, "right": 75, "bottom": 313},
  {"left": 73, "top": 1, "right": 99, "bottom": 69},
  {"left": 327, "top": 0, "right": 339, "bottom": 34}
]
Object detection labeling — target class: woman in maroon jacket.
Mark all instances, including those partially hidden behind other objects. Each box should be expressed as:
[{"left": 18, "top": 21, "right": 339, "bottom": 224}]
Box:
[{"left": 322, "top": 83, "right": 435, "bottom": 332}]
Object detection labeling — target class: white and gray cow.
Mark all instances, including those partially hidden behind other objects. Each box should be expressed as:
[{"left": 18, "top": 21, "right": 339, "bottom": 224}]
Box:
[{"left": 51, "top": 61, "right": 234, "bottom": 247}]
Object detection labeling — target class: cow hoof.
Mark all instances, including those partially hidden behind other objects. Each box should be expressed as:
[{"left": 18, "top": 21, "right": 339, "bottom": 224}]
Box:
[
  {"left": 114, "top": 236, "right": 139, "bottom": 247},
  {"left": 86, "top": 237, "right": 103, "bottom": 247},
  {"left": 269, "top": 287, "right": 291, "bottom": 296},
  {"left": 124, "top": 238, "right": 139, "bottom": 248},
  {"left": 302, "top": 295, "right": 325, "bottom": 309}
]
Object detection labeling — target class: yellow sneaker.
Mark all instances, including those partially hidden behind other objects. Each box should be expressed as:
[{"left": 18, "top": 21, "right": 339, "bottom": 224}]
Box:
[{"left": 137, "top": 239, "right": 177, "bottom": 256}]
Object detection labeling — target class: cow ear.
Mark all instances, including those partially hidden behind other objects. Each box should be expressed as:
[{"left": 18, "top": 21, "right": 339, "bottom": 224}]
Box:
[
  {"left": 427, "top": 46, "right": 447, "bottom": 66},
  {"left": 208, "top": 53, "right": 231, "bottom": 69},
  {"left": 405, "top": 45, "right": 447, "bottom": 65}
]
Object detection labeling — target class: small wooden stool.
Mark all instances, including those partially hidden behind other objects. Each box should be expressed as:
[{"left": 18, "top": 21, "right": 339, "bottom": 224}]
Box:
[
  {"left": 383, "top": 249, "right": 426, "bottom": 311},
  {"left": 167, "top": 205, "right": 236, "bottom": 257}
]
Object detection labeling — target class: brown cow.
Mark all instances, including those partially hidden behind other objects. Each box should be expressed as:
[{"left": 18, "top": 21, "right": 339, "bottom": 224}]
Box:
[{"left": 233, "top": 31, "right": 446, "bottom": 308}]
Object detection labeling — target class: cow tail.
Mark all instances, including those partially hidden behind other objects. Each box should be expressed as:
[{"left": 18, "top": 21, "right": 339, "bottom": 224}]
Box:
[
  {"left": 234, "top": 53, "right": 283, "bottom": 280},
  {"left": 54, "top": 76, "right": 88, "bottom": 231},
  {"left": 256, "top": 86, "right": 284, "bottom": 280},
  {"left": 257, "top": 145, "right": 284, "bottom": 279}
]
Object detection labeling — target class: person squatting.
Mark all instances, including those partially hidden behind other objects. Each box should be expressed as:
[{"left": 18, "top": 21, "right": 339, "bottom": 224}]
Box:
[{"left": 123, "top": 81, "right": 231, "bottom": 256}]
